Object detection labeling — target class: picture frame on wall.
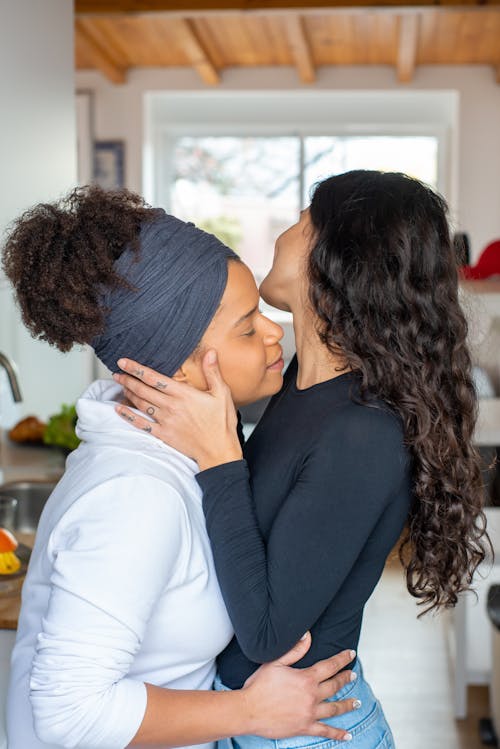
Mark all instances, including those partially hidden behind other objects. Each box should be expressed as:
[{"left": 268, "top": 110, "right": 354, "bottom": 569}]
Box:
[{"left": 93, "top": 140, "right": 125, "bottom": 190}]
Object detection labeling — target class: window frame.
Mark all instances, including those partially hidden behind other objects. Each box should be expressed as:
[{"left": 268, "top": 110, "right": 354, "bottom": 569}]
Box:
[{"left": 152, "top": 123, "right": 448, "bottom": 216}]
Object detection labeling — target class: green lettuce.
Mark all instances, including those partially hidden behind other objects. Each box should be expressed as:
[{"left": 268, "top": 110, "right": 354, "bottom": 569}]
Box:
[{"left": 43, "top": 404, "right": 80, "bottom": 451}]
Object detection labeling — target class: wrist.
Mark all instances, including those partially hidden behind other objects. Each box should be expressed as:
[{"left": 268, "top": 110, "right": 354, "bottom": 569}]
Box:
[
  {"left": 197, "top": 446, "right": 243, "bottom": 472},
  {"left": 235, "top": 684, "right": 261, "bottom": 737}
]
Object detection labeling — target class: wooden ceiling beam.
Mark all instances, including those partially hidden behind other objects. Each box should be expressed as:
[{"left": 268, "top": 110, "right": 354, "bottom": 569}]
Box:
[
  {"left": 175, "top": 18, "right": 220, "bottom": 85},
  {"left": 76, "top": 21, "right": 127, "bottom": 83},
  {"left": 285, "top": 15, "right": 315, "bottom": 83},
  {"left": 396, "top": 13, "right": 419, "bottom": 82},
  {"left": 75, "top": 0, "right": 500, "bottom": 13}
]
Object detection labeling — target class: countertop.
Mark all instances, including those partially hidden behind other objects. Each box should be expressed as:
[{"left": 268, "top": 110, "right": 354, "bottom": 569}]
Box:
[
  {"left": 0, "top": 431, "right": 66, "bottom": 484},
  {"left": 0, "top": 433, "right": 65, "bottom": 630},
  {"left": 0, "top": 602, "right": 20, "bottom": 631},
  {"left": 0, "top": 532, "right": 35, "bottom": 630},
  {"left": 477, "top": 398, "right": 500, "bottom": 446},
  {"left": 460, "top": 280, "right": 500, "bottom": 294}
]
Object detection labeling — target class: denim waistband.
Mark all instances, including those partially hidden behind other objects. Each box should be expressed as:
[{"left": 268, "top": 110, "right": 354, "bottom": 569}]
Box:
[{"left": 214, "top": 659, "right": 393, "bottom": 749}]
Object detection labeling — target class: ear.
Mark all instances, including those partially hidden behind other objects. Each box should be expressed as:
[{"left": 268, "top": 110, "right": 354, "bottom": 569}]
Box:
[
  {"left": 173, "top": 357, "right": 209, "bottom": 391},
  {"left": 172, "top": 366, "right": 188, "bottom": 383}
]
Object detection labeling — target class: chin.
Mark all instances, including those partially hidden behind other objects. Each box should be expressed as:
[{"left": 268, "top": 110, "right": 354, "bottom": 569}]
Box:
[
  {"left": 236, "top": 377, "right": 283, "bottom": 408},
  {"left": 262, "top": 374, "right": 284, "bottom": 399},
  {"left": 259, "top": 278, "right": 291, "bottom": 312}
]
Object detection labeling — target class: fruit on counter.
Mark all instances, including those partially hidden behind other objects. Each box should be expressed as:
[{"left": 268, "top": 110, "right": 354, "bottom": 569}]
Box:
[
  {"left": 43, "top": 404, "right": 80, "bottom": 451},
  {"left": 9, "top": 416, "right": 46, "bottom": 444},
  {"left": 8, "top": 403, "right": 81, "bottom": 452},
  {"left": 0, "top": 528, "right": 21, "bottom": 574}
]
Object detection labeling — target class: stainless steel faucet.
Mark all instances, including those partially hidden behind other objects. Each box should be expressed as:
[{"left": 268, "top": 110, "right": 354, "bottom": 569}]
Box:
[{"left": 0, "top": 352, "right": 22, "bottom": 402}]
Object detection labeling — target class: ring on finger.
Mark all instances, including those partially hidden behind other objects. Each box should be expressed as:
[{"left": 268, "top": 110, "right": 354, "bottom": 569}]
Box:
[{"left": 147, "top": 406, "right": 155, "bottom": 417}]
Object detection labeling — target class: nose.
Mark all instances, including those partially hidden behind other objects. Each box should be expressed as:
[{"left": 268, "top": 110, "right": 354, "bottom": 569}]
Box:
[{"left": 262, "top": 317, "right": 284, "bottom": 344}]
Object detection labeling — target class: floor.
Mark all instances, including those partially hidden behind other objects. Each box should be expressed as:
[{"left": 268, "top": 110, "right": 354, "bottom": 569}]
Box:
[{"left": 359, "top": 558, "right": 491, "bottom": 748}]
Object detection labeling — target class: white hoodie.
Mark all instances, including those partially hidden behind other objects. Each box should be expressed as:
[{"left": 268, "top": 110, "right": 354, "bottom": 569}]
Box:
[{"left": 7, "top": 380, "right": 233, "bottom": 749}]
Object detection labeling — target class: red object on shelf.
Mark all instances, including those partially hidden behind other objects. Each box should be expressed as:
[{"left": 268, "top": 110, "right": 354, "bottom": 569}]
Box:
[{"left": 461, "top": 240, "right": 500, "bottom": 280}]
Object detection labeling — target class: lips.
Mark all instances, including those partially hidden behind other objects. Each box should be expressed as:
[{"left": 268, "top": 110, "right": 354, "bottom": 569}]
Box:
[{"left": 267, "top": 350, "right": 284, "bottom": 369}]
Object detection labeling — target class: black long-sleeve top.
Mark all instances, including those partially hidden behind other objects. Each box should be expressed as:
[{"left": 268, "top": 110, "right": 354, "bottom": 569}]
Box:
[{"left": 197, "top": 357, "right": 412, "bottom": 689}]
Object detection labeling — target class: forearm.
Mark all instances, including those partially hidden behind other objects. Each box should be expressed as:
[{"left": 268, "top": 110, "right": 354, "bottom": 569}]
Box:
[
  {"left": 198, "top": 461, "right": 289, "bottom": 661},
  {"left": 198, "top": 453, "right": 393, "bottom": 664},
  {"left": 130, "top": 683, "right": 254, "bottom": 747}
]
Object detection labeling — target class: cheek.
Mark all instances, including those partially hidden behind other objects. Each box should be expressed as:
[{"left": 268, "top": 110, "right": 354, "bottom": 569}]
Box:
[
  {"left": 187, "top": 364, "right": 210, "bottom": 392},
  {"left": 218, "top": 344, "right": 267, "bottom": 399}
]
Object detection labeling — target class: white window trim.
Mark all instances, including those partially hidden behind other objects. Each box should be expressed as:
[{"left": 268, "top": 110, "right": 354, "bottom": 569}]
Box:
[{"left": 144, "top": 88, "right": 457, "bottom": 213}]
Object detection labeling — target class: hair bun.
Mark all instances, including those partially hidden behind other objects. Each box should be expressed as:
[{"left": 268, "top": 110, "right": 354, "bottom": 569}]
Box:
[{"left": 2, "top": 185, "right": 156, "bottom": 351}]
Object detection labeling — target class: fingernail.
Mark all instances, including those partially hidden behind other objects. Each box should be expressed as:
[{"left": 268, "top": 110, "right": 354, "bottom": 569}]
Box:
[
  {"left": 112, "top": 373, "right": 120, "bottom": 381},
  {"left": 349, "top": 650, "right": 356, "bottom": 660},
  {"left": 206, "top": 350, "right": 217, "bottom": 364},
  {"left": 344, "top": 734, "right": 353, "bottom": 742},
  {"left": 350, "top": 671, "right": 357, "bottom": 682},
  {"left": 353, "top": 699, "right": 362, "bottom": 710},
  {"left": 300, "top": 631, "right": 309, "bottom": 641},
  {"left": 118, "top": 358, "right": 127, "bottom": 369}
]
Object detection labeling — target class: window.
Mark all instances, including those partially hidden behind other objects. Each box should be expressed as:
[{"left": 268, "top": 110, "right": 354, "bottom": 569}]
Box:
[
  {"left": 303, "top": 135, "right": 438, "bottom": 203},
  {"left": 170, "top": 136, "right": 300, "bottom": 284},
  {"left": 163, "top": 133, "right": 439, "bottom": 285},
  {"left": 148, "top": 90, "right": 452, "bottom": 286}
]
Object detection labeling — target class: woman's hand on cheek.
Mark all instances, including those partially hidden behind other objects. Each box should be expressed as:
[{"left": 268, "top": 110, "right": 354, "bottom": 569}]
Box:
[{"left": 113, "top": 353, "right": 243, "bottom": 471}]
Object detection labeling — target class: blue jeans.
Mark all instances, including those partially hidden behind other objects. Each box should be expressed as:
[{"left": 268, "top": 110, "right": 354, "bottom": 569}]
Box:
[{"left": 214, "top": 660, "right": 395, "bottom": 749}]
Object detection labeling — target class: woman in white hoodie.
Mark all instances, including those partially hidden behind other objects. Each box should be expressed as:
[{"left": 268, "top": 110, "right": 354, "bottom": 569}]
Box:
[{"left": 3, "top": 186, "right": 358, "bottom": 749}]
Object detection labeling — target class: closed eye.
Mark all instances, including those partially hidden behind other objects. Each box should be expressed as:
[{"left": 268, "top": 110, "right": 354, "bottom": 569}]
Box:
[{"left": 233, "top": 305, "right": 259, "bottom": 329}]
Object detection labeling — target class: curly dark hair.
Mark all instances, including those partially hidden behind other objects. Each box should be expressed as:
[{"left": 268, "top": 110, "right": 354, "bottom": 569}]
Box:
[
  {"left": 2, "top": 185, "right": 159, "bottom": 351},
  {"left": 308, "top": 170, "right": 490, "bottom": 615}
]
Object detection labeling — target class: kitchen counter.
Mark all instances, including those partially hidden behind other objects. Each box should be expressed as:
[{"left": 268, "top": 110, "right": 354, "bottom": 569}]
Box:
[
  {"left": 0, "top": 594, "right": 21, "bottom": 631},
  {"left": 0, "top": 532, "right": 34, "bottom": 630},
  {"left": 0, "top": 431, "right": 66, "bottom": 484},
  {"left": 461, "top": 280, "right": 500, "bottom": 293},
  {"left": 0, "top": 433, "right": 65, "bottom": 630},
  {"left": 477, "top": 398, "right": 500, "bottom": 446}
]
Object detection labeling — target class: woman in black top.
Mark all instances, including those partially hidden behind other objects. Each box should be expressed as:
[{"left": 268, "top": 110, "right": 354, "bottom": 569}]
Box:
[{"left": 115, "top": 171, "right": 489, "bottom": 748}]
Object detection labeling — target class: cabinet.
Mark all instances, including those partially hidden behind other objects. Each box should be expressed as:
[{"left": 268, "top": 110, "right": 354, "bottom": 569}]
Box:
[
  {"left": 0, "top": 630, "right": 16, "bottom": 749},
  {"left": 454, "top": 283, "right": 500, "bottom": 717}
]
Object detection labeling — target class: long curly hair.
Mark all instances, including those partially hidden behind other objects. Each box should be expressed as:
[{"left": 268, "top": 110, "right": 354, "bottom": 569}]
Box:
[
  {"left": 308, "top": 170, "right": 490, "bottom": 615},
  {"left": 2, "top": 185, "right": 159, "bottom": 352}
]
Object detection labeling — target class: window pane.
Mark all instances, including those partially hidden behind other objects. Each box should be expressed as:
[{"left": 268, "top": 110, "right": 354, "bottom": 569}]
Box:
[
  {"left": 170, "top": 136, "right": 300, "bottom": 283},
  {"left": 303, "top": 136, "right": 439, "bottom": 204}
]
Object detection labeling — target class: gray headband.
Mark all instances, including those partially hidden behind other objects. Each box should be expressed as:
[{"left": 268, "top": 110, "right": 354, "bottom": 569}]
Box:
[{"left": 92, "top": 210, "right": 238, "bottom": 376}]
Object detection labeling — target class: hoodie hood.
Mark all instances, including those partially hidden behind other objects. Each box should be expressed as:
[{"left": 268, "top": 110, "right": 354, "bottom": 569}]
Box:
[
  {"left": 75, "top": 379, "right": 197, "bottom": 472},
  {"left": 76, "top": 379, "right": 140, "bottom": 443}
]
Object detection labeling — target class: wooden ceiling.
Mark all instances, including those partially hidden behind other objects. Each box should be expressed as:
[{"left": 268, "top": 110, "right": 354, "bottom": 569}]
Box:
[{"left": 74, "top": 1, "right": 500, "bottom": 85}]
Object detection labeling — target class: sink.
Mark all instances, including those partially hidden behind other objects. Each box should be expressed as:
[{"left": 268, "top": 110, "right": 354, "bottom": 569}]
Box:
[{"left": 0, "top": 480, "right": 56, "bottom": 533}]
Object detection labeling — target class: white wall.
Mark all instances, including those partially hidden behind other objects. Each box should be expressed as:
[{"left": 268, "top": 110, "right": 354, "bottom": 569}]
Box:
[
  {"left": 76, "top": 64, "right": 500, "bottom": 264},
  {"left": 0, "top": 0, "right": 91, "bottom": 422}
]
